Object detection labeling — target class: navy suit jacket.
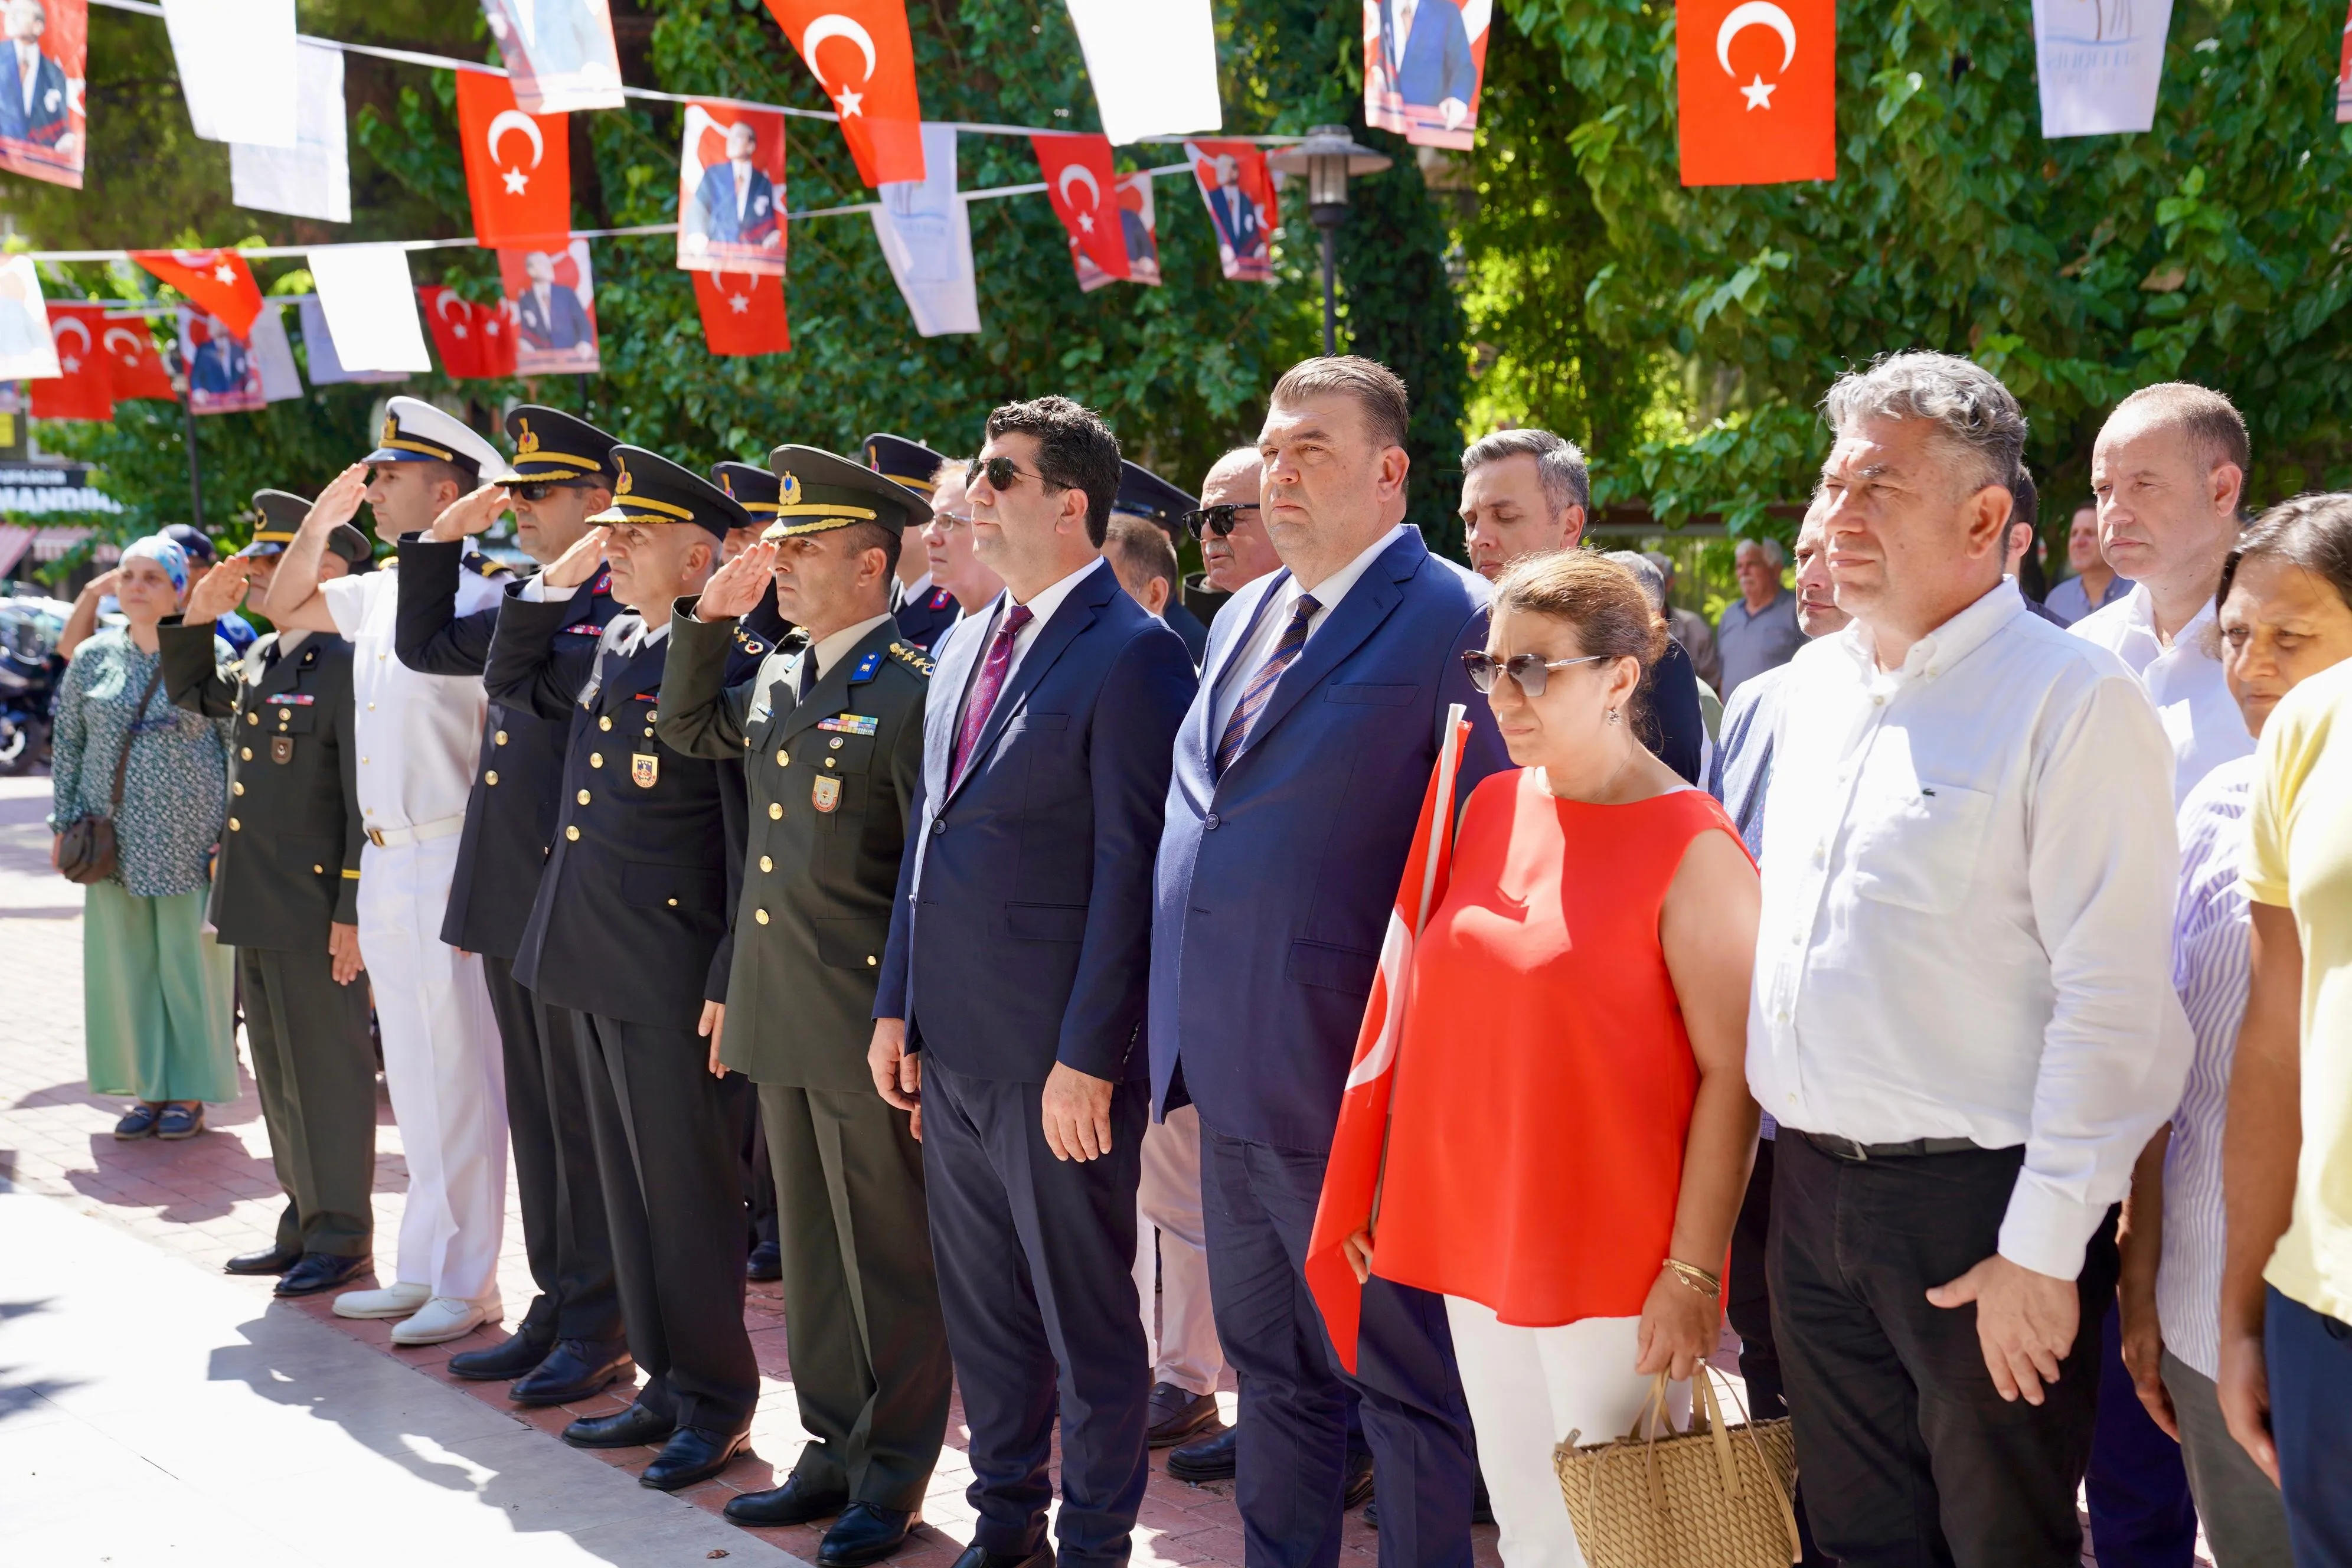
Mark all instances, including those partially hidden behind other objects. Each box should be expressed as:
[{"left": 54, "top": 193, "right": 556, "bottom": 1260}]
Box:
[
  {"left": 877, "top": 558, "right": 1195, "bottom": 1084},
  {"left": 0, "top": 51, "right": 67, "bottom": 148},
  {"left": 1384, "top": 0, "right": 1476, "bottom": 108},
  {"left": 1148, "top": 527, "right": 1508, "bottom": 1150},
  {"left": 517, "top": 284, "right": 592, "bottom": 352}
]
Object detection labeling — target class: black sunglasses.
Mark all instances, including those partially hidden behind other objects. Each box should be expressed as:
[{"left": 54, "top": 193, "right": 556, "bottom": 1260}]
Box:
[
  {"left": 1182, "top": 503, "right": 1261, "bottom": 540},
  {"left": 1459, "top": 650, "right": 1609, "bottom": 698},
  {"left": 511, "top": 478, "right": 600, "bottom": 503},
  {"left": 966, "top": 455, "right": 1060, "bottom": 494}
]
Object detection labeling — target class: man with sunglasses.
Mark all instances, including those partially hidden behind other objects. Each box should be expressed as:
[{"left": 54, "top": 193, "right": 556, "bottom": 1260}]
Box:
[
  {"left": 872, "top": 396, "right": 1195, "bottom": 1568},
  {"left": 1178, "top": 446, "right": 1280, "bottom": 630},
  {"left": 1112, "top": 460, "right": 1212, "bottom": 664},
  {"left": 389, "top": 404, "right": 635, "bottom": 1403}
]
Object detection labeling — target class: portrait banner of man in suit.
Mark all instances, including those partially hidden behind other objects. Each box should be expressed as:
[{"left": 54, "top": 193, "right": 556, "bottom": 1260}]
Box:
[
  {"left": 498, "top": 240, "right": 602, "bottom": 375},
  {"left": 1363, "top": 0, "right": 1489, "bottom": 151},
  {"left": 177, "top": 308, "right": 265, "bottom": 415},
  {"left": 676, "top": 100, "right": 788, "bottom": 277},
  {"left": 0, "top": 0, "right": 83, "bottom": 189},
  {"left": 1073, "top": 170, "right": 1160, "bottom": 293},
  {"left": 482, "top": 0, "right": 623, "bottom": 113},
  {"left": 1182, "top": 139, "right": 1275, "bottom": 283}
]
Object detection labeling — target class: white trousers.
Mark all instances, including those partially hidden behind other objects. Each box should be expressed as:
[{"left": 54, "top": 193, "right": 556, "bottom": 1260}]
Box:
[
  {"left": 357, "top": 835, "right": 506, "bottom": 1301},
  {"left": 1133, "top": 1104, "right": 1226, "bottom": 1396},
  {"left": 1445, "top": 1296, "right": 1688, "bottom": 1568}
]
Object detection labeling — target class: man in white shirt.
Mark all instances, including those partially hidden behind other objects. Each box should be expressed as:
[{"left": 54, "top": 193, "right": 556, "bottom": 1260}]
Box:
[
  {"left": 1753, "top": 352, "right": 2189, "bottom": 1567},
  {"left": 262, "top": 397, "right": 511, "bottom": 1347},
  {"left": 2074, "top": 383, "right": 2254, "bottom": 802}
]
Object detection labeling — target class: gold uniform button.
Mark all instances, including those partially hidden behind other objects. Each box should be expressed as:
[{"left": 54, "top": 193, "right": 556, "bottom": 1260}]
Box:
[
  {"left": 366, "top": 703, "right": 375, "bottom": 711},
  {"left": 245, "top": 712, "right": 258, "bottom": 726},
  {"left": 589, "top": 753, "right": 603, "bottom": 768},
  {"left": 776, "top": 750, "right": 789, "bottom": 765},
  {"left": 759, "top": 855, "right": 773, "bottom": 873},
  {"left": 754, "top": 909, "right": 770, "bottom": 925},
  {"left": 829, "top": 737, "right": 844, "bottom": 750},
  {"left": 576, "top": 789, "right": 592, "bottom": 805},
  {"left": 279, "top": 708, "right": 291, "bottom": 720},
  {"left": 768, "top": 802, "right": 783, "bottom": 820},
  {"left": 866, "top": 955, "right": 877, "bottom": 967},
  {"left": 667, "top": 898, "right": 678, "bottom": 907},
  {"left": 240, "top": 747, "right": 252, "bottom": 760},
  {"left": 824, "top": 757, "right": 836, "bottom": 769},
  {"left": 648, "top": 710, "right": 658, "bottom": 723},
  {"left": 565, "top": 825, "right": 580, "bottom": 842},
  {"left": 485, "top": 770, "right": 499, "bottom": 785},
  {"left": 228, "top": 818, "right": 241, "bottom": 831},
  {"left": 599, "top": 716, "right": 612, "bottom": 731},
  {"left": 495, "top": 730, "right": 508, "bottom": 746},
  {"left": 312, "top": 864, "right": 324, "bottom": 874},
  {"left": 231, "top": 782, "right": 244, "bottom": 796}
]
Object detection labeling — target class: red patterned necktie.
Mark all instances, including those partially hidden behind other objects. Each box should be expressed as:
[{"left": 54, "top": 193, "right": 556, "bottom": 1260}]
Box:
[
  {"left": 1214, "top": 592, "right": 1319, "bottom": 775},
  {"left": 950, "top": 602, "right": 1034, "bottom": 787}
]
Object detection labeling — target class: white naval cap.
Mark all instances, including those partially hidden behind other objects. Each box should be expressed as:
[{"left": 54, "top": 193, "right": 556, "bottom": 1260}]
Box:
[{"left": 363, "top": 395, "right": 504, "bottom": 481}]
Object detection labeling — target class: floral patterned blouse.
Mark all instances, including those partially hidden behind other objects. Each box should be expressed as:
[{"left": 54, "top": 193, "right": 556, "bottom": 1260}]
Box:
[{"left": 48, "top": 628, "right": 231, "bottom": 897}]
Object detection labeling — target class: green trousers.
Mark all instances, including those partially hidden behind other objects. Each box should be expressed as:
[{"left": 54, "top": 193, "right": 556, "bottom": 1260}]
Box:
[
  {"left": 240, "top": 945, "right": 378, "bottom": 1257},
  {"left": 82, "top": 881, "right": 236, "bottom": 1103}
]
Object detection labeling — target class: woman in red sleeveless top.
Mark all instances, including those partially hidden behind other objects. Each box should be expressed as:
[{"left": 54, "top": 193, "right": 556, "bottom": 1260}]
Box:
[{"left": 1345, "top": 552, "right": 1762, "bottom": 1568}]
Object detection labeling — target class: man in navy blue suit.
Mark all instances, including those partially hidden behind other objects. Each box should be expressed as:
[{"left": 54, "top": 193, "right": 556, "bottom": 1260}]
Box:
[
  {"left": 1150, "top": 357, "right": 1507, "bottom": 1568},
  {"left": 872, "top": 396, "right": 1196, "bottom": 1568},
  {"left": 0, "top": 0, "right": 70, "bottom": 152},
  {"left": 515, "top": 251, "right": 594, "bottom": 353}
]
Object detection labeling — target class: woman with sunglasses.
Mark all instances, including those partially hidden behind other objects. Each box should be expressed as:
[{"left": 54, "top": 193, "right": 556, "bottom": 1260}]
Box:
[{"left": 1342, "top": 550, "right": 1762, "bottom": 1568}]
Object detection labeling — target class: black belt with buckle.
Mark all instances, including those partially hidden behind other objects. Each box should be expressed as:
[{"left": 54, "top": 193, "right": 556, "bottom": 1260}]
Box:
[{"left": 1797, "top": 1131, "right": 1986, "bottom": 1162}]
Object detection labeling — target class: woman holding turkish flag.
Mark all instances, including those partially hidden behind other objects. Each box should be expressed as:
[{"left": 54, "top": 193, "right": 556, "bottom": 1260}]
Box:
[{"left": 1341, "top": 552, "right": 1760, "bottom": 1568}]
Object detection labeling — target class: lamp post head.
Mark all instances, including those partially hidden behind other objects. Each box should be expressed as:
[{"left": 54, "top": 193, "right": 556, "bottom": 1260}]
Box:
[{"left": 1269, "top": 124, "right": 1392, "bottom": 229}]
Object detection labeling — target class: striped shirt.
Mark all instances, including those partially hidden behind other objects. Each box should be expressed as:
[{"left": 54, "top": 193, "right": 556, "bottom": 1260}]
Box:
[{"left": 2157, "top": 753, "right": 2256, "bottom": 1380}]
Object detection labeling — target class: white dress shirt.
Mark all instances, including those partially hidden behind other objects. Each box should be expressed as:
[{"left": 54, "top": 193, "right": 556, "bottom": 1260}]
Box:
[
  {"left": 1209, "top": 522, "right": 1407, "bottom": 742},
  {"left": 321, "top": 564, "right": 504, "bottom": 835},
  {"left": 2072, "top": 584, "right": 2253, "bottom": 803},
  {"left": 1748, "top": 579, "right": 2191, "bottom": 1279}
]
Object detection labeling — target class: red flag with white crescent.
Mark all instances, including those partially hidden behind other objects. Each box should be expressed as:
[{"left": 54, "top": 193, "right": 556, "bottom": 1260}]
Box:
[
  {"left": 128, "top": 250, "right": 264, "bottom": 337},
  {"left": 1305, "top": 705, "right": 1471, "bottom": 1374},
  {"left": 416, "top": 286, "right": 518, "bottom": 380},
  {"left": 30, "top": 303, "right": 112, "bottom": 420},
  {"left": 1030, "top": 133, "right": 1128, "bottom": 282},
  {"left": 1677, "top": 0, "right": 1835, "bottom": 187},
  {"left": 98, "top": 312, "right": 175, "bottom": 400},
  {"left": 760, "top": 0, "right": 926, "bottom": 187},
  {"left": 692, "top": 269, "right": 793, "bottom": 355},
  {"left": 455, "top": 69, "right": 573, "bottom": 246}
]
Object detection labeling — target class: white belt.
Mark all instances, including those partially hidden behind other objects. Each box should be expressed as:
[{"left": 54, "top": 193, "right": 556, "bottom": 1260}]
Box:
[{"left": 364, "top": 813, "right": 467, "bottom": 850}]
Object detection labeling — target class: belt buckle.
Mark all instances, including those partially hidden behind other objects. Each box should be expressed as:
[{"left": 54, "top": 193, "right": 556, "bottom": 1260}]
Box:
[
  {"left": 1817, "top": 1132, "right": 1868, "bottom": 1162},
  {"left": 367, "top": 828, "right": 386, "bottom": 848}
]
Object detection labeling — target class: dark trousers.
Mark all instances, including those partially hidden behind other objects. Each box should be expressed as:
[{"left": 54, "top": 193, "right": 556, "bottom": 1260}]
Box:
[
  {"left": 482, "top": 955, "right": 620, "bottom": 1344},
  {"left": 1727, "top": 1136, "right": 1825, "bottom": 1565},
  {"left": 1770, "top": 1132, "right": 2119, "bottom": 1568},
  {"left": 577, "top": 1012, "right": 760, "bottom": 1434},
  {"left": 746, "top": 1096, "right": 779, "bottom": 1256},
  {"left": 2267, "top": 1285, "right": 2352, "bottom": 1567},
  {"left": 1201, "top": 1126, "right": 1474, "bottom": 1568},
  {"left": 920, "top": 1057, "right": 1149, "bottom": 1568},
  {"left": 237, "top": 943, "right": 377, "bottom": 1256},
  {"left": 2085, "top": 1301, "right": 2197, "bottom": 1567},
  {"left": 762, "top": 1082, "right": 952, "bottom": 1511}
]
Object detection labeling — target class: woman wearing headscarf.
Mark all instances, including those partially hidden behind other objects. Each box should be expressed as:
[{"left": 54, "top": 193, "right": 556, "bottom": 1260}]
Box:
[{"left": 47, "top": 534, "right": 237, "bottom": 1139}]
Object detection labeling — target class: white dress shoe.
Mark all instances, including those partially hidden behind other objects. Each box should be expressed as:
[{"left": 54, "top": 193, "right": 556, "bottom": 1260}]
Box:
[
  {"left": 332, "top": 1281, "right": 431, "bottom": 1319},
  {"left": 390, "top": 1295, "right": 499, "bottom": 1346}
]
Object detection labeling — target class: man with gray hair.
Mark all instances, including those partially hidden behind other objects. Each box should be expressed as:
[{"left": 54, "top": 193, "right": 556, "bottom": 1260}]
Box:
[
  {"left": 1754, "top": 351, "right": 2188, "bottom": 1565},
  {"left": 1716, "top": 534, "right": 1804, "bottom": 694}
]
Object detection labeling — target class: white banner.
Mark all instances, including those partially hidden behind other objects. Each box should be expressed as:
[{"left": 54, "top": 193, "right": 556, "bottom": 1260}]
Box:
[
  {"left": 231, "top": 42, "right": 350, "bottom": 223},
  {"left": 1063, "top": 0, "right": 1221, "bottom": 145},
  {"left": 2032, "top": 0, "right": 2173, "bottom": 138},
  {"left": 307, "top": 246, "right": 433, "bottom": 373},
  {"left": 870, "top": 123, "right": 979, "bottom": 338},
  {"left": 296, "top": 298, "right": 406, "bottom": 384},
  {"left": 164, "top": 0, "right": 298, "bottom": 148},
  {"left": 250, "top": 303, "right": 303, "bottom": 402},
  {"left": 0, "top": 256, "right": 61, "bottom": 381},
  {"left": 482, "top": 0, "right": 625, "bottom": 113}
]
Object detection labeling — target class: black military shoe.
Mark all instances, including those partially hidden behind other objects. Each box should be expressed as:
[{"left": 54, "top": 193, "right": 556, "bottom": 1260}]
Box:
[
  {"left": 818, "top": 1504, "right": 916, "bottom": 1567},
  {"left": 1343, "top": 1448, "right": 1374, "bottom": 1511},
  {"left": 746, "top": 1241, "right": 783, "bottom": 1282},
  {"left": 1145, "top": 1383, "right": 1221, "bottom": 1449},
  {"left": 511, "top": 1340, "right": 633, "bottom": 1406},
  {"left": 639, "top": 1425, "right": 750, "bottom": 1490},
  {"left": 274, "top": 1253, "right": 370, "bottom": 1296},
  {"left": 944, "top": 1545, "right": 1051, "bottom": 1568},
  {"left": 562, "top": 1401, "right": 674, "bottom": 1449},
  {"left": 724, "top": 1469, "right": 848, "bottom": 1526},
  {"left": 224, "top": 1243, "right": 301, "bottom": 1276},
  {"left": 1165, "top": 1423, "right": 1236, "bottom": 1482},
  {"left": 447, "top": 1332, "right": 553, "bottom": 1382}
]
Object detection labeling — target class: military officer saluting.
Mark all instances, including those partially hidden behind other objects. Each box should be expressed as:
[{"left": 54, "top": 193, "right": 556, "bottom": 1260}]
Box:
[
  {"left": 484, "top": 447, "right": 760, "bottom": 1494},
  {"left": 714, "top": 460, "right": 798, "bottom": 682},
  {"left": 161, "top": 496, "right": 377, "bottom": 1298},
  {"left": 390, "top": 406, "right": 634, "bottom": 1407},
  {"left": 660, "top": 446, "right": 946, "bottom": 1565},
  {"left": 864, "top": 433, "right": 959, "bottom": 650}
]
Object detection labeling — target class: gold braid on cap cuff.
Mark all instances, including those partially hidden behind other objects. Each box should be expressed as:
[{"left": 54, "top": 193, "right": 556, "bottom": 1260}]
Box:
[
  {"left": 591, "top": 495, "right": 697, "bottom": 524},
  {"left": 761, "top": 509, "right": 877, "bottom": 540},
  {"left": 378, "top": 436, "right": 459, "bottom": 462}
]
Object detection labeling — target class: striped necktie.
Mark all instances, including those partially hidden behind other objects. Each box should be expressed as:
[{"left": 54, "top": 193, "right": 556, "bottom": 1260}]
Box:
[
  {"left": 950, "top": 603, "right": 1034, "bottom": 787},
  {"left": 1214, "top": 592, "right": 1319, "bottom": 775}
]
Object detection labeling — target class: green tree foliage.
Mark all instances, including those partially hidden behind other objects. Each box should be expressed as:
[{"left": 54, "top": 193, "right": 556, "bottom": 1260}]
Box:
[{"left": 1469, "top": 0, "right": 2352, "bottom": 538}]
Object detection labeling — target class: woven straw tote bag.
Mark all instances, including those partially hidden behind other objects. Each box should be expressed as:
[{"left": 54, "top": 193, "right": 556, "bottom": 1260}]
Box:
[{"left": 1551, "top": 1367, "right": 1801, "bottom": 1568}]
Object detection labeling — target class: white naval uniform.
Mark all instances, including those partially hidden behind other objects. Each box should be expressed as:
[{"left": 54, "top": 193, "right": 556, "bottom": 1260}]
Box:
[
  {"left": 1132, "top": 1103, "right": 1227, "bottom": 1397},
  {"left": 322, "top": 563, "right": 508, "bottom": 1302}
]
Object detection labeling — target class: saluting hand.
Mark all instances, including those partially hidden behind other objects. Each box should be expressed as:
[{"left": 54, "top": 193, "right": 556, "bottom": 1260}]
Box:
[
  {"left": 543, "top": 525, "right": 609, "bottom": 591},
  {"left": 1041, "top": 1062, "right": 1115, "bottom": 1162},
  {"left": 697, "top": 538, "right": 775, "bottom": 621},
  {"left": 184, "top": 556, "right": 257, "bottom": 625},
  {"left": 426, "top": 483, "right": 512, "bottom": 544},
  {"left": 305, "top": 463, "right": 370, "bottom": 533},
  {"left": 328, "top": 922, "right": 364, "bottom": 985}
]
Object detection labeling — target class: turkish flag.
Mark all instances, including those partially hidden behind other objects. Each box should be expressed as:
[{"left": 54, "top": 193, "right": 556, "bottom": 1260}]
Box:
[
  {"left": 30, "top": 304, "right": 113, "bottom": 421},
  {"left": 417, "top": 286, "right": 520, "bottom": 379},
  {"left": 760, "top": 0, "right": 925, "bottom": 187},
  {"left": 99, "top": 312, "right": 177, "bottom": 400},
  {"left": 455, "top": 69, "right": 573, "bottom": 246},
  {"left": 129, "top": 250, "right": 265, "bottom": 337},
  {"left": 1677, "top": 0, "right": 1835, "bottom": 187},
  {"left": 692, "top": 270, "right": 792, "bottom": 356},
  {"left": 1030, "top": 133, "right": 1128, "bottom": 283}
]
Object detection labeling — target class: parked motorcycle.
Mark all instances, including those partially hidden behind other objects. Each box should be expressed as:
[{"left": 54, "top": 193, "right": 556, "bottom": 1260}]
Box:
[{"left": 0, "top": 596, "right": 68, "bottom": 775}]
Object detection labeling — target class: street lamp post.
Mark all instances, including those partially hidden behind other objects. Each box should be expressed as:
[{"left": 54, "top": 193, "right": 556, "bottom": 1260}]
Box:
[{"left": 1268, "top": 125, "right": 1392, "bottom": 357}]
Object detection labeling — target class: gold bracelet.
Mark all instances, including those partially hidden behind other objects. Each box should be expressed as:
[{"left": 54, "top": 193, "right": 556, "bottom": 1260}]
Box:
[{"left": 1662, "top": 1258, "right": 1721, "bottom": 1298}]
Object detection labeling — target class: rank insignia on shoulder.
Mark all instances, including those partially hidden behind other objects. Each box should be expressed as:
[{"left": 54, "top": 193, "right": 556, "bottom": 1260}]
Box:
[
  {"left": 467, "top": 555, "right": 516, "bottom": 578},
  {"left": 812, "top": 775, "right": 841, "bottom": 812},
  {"left": 816, "top": 713, "right": 879, "bottom": 736},
  {"left": 887, "top": 642, "right": 936, "bottom": 675},
  {"left": 848, "top": 650, "right": 883, "bottom": 684},
  {"left": 265, "top": 692, "right": 316, "bottom": 705},
  {"left": 632, "top": 753, "right": 659, "bottom": 788},
  {"left": 590, "top": 570, "right": 612, "bottom": 596},
  {"left": 930, "top": 587, "right": 955, "bottom": 610}
]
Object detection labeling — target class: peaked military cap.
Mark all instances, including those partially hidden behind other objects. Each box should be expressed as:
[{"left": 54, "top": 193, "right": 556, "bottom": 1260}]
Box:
[
  {"left": 239, "top": 489, "right": 374, "bottom": 571},
  {"left": 863, "top": 432, "right": 948, "bottom": 497},
  {"left": 495, "top": 405, "right": 622, "bottom": 485},
  {"left": 711, "top": 460, "right": 782, "bottom": 520},
  {"left": 1113, "top": 460, "right": 1197, "bottom": 532},
  {"left": 765, "top": 444, "right": 932, "bottom": 541},
  {"left": 363, "top": 395, "right": 504, "bottom": 481},
  {"left": 594, "top": 446, "right": 749, "bottom": 539}
]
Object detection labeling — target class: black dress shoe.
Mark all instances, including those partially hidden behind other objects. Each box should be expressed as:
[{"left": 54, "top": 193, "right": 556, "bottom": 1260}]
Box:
[
  {"left": 274, "top": 1252, "right": 370, "bottom": 1296},
  {"left": 945, "top": 1544, "right": 1052, "bottom": 1568},
  {"left": 224, "top": 1243, "right": 301, "bottom": 1276},
  {"left": 1165, "top": 1423, "right": 1236, "bottom": 1482},
  {"left": 1342, "top": 1448, "right": 1374, "bottom": 1511},
  {"left": 447, "top": 1331, "right": 553, "bottom": 1381},
  {"left": 511, "top": 1339, "right": 633, "bottom": 1406},
  {"left": 724, "top": 1469, "right": 849, "bottom": 1526},
  {"left": 746, "top": 1241, "right": 782, "bottom": 1282},
  {"left": 818, "top": 1503, "right": 915, "bottom": 1567},
  {"left": 562, "top": 1401, "right": 675, "bottom": 1449},
  {"left": 1145, "top": 1382, "right": 1221, "bottom": 1448},
  {"left": 639, "top": 1424, "right": 751, "bottom": 1490}
]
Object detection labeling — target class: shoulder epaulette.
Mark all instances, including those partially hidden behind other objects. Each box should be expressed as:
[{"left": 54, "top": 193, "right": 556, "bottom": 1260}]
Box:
[
  {"left": 887, "top": 640, "right": 936, "bottom": 677},
  {"left": 467, "top": 555, "right": 517, "bottom": 579},
  {"left": 848, "top": 649, "right": 884, "bottom": 684}
]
